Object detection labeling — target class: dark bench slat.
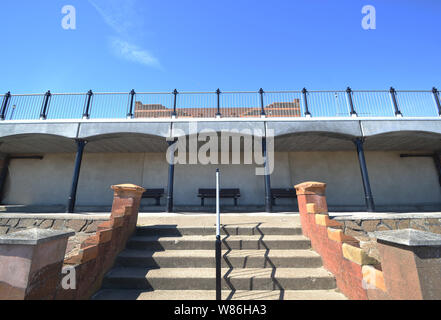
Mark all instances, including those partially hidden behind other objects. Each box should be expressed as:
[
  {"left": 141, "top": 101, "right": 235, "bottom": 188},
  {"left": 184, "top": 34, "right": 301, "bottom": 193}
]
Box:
[
  {"left": 271, "top": 188, "right": 297, "bottom": 205},
  {"left": 198, "top": 189, "right": 241, "bottom": 206},
  {"left": 142, "top": 188, "right": 165, "bottom": 206}
]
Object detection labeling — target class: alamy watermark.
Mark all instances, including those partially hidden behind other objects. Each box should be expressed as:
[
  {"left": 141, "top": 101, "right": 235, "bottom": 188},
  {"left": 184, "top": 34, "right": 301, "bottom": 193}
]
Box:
[
  {"left": 165, "top": 123, "right": 275, "bottom": 176},
  {"left": 61, "top": 5, "right": 76, "bottom": 30},
  {"left": 362, "top": 5, "right": 376, "bottom": 30},
  {"left": 61, "top": 266, "right": 76, "bottom": 290}
]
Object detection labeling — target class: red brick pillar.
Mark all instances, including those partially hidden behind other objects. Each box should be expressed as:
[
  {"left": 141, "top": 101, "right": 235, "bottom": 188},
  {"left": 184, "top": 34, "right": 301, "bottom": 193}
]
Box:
[
  {"left": 295, "top": 182, "right": 328, "bottom": 238},
  {"left": 110, "top": 184, "right": 145, "bottom": 245}
]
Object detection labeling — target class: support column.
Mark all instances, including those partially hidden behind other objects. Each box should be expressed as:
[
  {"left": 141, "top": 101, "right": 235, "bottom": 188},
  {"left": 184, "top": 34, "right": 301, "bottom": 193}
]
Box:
[
  {"left": 0, "top": 155, "right": 10, "bottom": 203},
  {"left": 433, "top": 153, "right": 441, "bottom": 188},
  {"left": 66, "top": 139, "right": 87, "bottom": 213},
  {"left": 262, "top": 137, "right": 272, "bottom": 213},
  {"left": 354, "top": 138, "right": 375, "bottom": 212},
  {"left": 166, "top": 139, "right": 177, "bottom": 213}
]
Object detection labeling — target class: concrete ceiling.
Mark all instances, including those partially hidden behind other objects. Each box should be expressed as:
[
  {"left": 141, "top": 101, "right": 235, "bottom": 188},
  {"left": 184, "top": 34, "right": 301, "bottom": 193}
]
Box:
[{"left": 0, "top": 131, "right": 440, "bottom": 154}]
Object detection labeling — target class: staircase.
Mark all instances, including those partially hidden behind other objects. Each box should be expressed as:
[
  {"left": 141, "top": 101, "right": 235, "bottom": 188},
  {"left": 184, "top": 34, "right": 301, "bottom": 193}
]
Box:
[{"left": 93, "top": 222, "right": 346, "bottom": 300}]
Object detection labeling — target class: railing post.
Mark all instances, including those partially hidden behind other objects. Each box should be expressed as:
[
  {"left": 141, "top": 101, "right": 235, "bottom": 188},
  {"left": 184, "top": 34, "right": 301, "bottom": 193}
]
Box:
[
  {"left": 39, "top": 90, "right": 51, "bottom": 120},
  {"left": 302, "top": 88, "right": 311, "bottom": 117},
  {"left": 0, "top": 92, "right": 11, "bottom": 121},
  {"left": 216, "top": 89, "right": 221, "bottom": 118},
  {"left": 82, "top": 90, "right": 93, "bottom": 119},
  {"left": 259, "top": 88, "right": 266, "bottom": 117},
  {"left": 346, "top": 87, "right": 357, "bottom": 117},
  {"left": 389, "top": 87, "right": 402, "bottom": 117},
  {"left": 172, "top": 89, "right": 178, "bottom": 118},
  {"left": 127, "top": 89, "right": 136, "bottom": 119},
  {"left": 432, "top": 87, "right": 441, "bottom": 116}
]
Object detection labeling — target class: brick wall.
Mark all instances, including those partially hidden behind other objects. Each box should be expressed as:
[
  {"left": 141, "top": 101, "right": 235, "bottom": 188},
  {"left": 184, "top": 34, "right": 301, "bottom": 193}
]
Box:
[
  {"left": 338, "top": 216, "right": 441, "bottom": 262},
  {"left": 295, "top": 182, "right": 389, "bottom": 300},
  {"left": 53, "top": 184, "right": 145, "bottom": 300}
]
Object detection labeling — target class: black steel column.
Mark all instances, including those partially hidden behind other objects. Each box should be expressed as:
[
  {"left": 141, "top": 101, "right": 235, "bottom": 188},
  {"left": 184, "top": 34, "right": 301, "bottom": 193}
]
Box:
[
  {"left": 389, "top": 87, "right": 402, "bottom": 117},
  {"left": 172, "top": 89, "right": 178, "bottom": 118},
  {"left": 166, "top": 139, "right": 177, "bottom": 213},
  {"left": 302, "top": 88, "right": 311, "bottom": 117},
  {"left": 82, "top": 90, "right": 93, "bottom": 119},
  {"left": 0, "top": 155, "right": 11, "bottom": 203},
  {"left": 127, "top": 89, "right": 136, "bottom": 119},
  {"left": 433, "top": 153, "right": 441, "bottom": 188},
  {"left": 262, "top": 137, "right": 272, "bottom": 213},
  {"left": 433, "top": 87, "right": 441, "bottom": 116},
  {"left": 216, "top": 88, "right": 221, "bottom": 117},
  {"left": 40, "top": 90, "right": 51, "bottom": 120},
  {"left": 0, "top": 92, "right": 11, "bottom": 121},
  {"left": 67, "top": 140, "right": 87, "bottom": 213},
  {"left": 346, "top": 87, "right": 357, "bottom": 116},
  {"left": 259, "top": 88, "right": 266, "bottom": 117},
  {"left": 354, "top": 138, "right": 375, "bottom": 212}
]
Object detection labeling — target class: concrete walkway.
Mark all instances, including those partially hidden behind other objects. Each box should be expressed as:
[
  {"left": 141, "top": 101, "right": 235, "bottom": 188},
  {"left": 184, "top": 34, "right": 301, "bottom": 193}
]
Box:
[{"left": 136, "top": 213, "right": 300, "bottom": 228}]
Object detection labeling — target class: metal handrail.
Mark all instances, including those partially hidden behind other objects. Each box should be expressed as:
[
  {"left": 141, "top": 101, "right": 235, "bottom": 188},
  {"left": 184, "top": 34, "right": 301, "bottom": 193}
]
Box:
[
  {"left": 2, "top": 87, "right": 441, "bottom": 120},
  {"left": 215, "top": 169, "right": 222, "bottom": 301}
]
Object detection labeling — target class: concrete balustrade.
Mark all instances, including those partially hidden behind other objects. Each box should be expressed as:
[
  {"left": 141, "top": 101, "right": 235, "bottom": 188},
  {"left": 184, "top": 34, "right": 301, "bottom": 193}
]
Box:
[{"left": 0, "top": 228, "right": 74, "bottom": 300}]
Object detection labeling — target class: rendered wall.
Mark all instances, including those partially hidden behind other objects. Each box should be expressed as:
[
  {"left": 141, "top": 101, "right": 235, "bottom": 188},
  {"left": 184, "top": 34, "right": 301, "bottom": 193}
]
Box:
[{"left": 2, "top": 151, "right": 440, "bottom": 209}]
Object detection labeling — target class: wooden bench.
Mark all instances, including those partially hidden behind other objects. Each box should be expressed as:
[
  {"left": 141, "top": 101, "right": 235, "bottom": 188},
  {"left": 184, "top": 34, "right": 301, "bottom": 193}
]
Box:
[
  {"left": 271, "top": 188, "right": 297, "bottom": 206},
  {"left": 198, "top": 188, "right": 241, "bottom": 206},
  {"left": 142, "top": 188, "right": 165, "bottom": 206}
]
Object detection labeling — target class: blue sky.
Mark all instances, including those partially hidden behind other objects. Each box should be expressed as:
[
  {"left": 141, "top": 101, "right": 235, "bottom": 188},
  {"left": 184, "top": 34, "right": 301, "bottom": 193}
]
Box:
[{"left": 0, "top": 0, "right": 440, "bottom": 93}]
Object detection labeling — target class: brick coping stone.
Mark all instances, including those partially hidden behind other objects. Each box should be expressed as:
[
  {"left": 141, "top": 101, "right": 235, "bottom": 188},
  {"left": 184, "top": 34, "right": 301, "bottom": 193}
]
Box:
[
  {"left": 0, "top": 228, "right": 75, "bottom": 245},
  {"left": 331, "top": 212, "right": 441, "bottom": 221},
  {"left": 375, "top": 229, "right": 441, "bottom": 247},
  {"left": 0, "top": 213, "right": 109, "bottom": 220}
]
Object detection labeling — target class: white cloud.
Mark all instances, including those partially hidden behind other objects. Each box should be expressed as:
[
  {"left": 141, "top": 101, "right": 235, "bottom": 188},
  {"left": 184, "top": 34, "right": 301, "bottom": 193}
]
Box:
[
  {"left": 88, "top": 0, "right": 160, "bottom": 68},
  {"left": 110, "top": 38, "right": 161, "bottom": 68}
]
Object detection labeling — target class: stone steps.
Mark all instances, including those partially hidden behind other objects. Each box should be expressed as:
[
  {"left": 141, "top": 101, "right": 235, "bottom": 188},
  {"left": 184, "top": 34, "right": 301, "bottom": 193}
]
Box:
[
  {"left": 93, "top": 289, "right": 346, "bottom": 300},
  {"left": 136, "top": 226, "right": 303, "bottom": 236},
  {"left": 127, "top": 234, "right": 311, "bottom": 250},
  {"left": 116, "top": 249, "right": 323, "bottom": 268},
  {"left": 94, "top": 222, "right": 345, "bottom": 300},
  {"left": 102, "top": 267, "right": 337, "bottom": 291}
]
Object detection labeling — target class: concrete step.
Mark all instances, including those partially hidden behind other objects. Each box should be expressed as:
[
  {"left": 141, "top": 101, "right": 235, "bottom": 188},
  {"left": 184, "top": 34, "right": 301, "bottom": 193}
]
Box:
[
  {"left": 127, "top": 234, "right": 311, "bottom": 250},
  {"left": 136, "top": 225, "right": 302, "bottom": 237},
  {"left": 93, "top": 289, "right": 347, "bottom": 300},
  {"left": 102, "top": 267, "right": 336, "bottom": 291},
  {"left": 116, "top": 249, "right": 323, "bottom": 268}
]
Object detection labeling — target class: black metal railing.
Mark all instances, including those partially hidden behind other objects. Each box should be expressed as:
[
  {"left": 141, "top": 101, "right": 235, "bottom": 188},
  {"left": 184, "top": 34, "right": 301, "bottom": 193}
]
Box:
[{"left": 1, "top": 87, "right": 441, "bottom": 121}]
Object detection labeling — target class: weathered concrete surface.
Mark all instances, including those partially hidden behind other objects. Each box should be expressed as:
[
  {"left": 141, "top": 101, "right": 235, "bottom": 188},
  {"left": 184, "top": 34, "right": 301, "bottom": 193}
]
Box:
[
  {"left": 172, "top": 121, "right": 265, "bottom": 137},
  {"left": 93, "top": 289, "right": 347, "bottom": 300},
  {"left": 78, "top": 121, "right": 172, "bottom": 139},
  {"left": 266, "top": 120, "right": 362, "bottom": 138},
  {"left": 375, "top": 229, "right": 441, "bottom": 247},
  {"left": 0, "top": 118, "right": 440, "bottom": 153},
  {"left": 361, "top": 119, "right": 441, "bottom": 137},
  {"left": 136, "top": 213, "right": 301, "bottom": 227},
  {"left": 0, "top": 122, "right": 79, "bottom": 139}
]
